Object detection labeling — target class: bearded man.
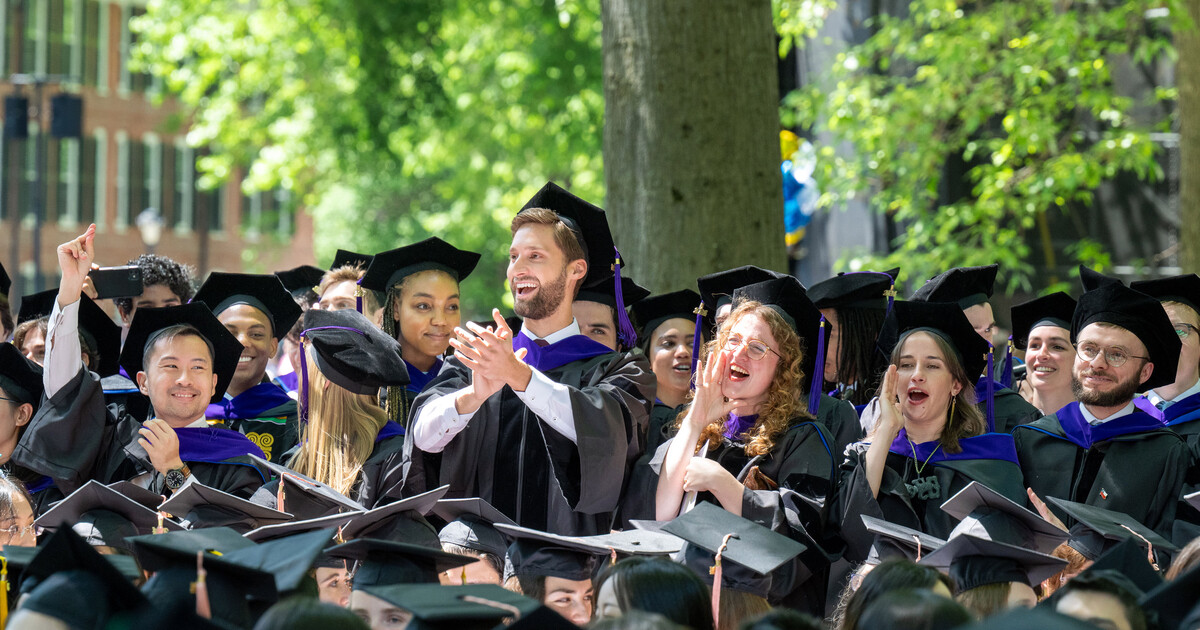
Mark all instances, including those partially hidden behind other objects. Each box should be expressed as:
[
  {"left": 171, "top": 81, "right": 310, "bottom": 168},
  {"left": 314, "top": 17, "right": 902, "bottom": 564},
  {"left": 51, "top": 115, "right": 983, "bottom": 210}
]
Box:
[{"left": 1014, "top": 281, "right": 1188, "bottom": 538}]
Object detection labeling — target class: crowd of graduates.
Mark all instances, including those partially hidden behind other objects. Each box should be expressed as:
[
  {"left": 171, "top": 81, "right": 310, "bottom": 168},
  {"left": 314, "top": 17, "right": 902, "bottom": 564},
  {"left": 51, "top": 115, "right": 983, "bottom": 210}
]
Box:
[{"left": 1, "top": 181, "right": 1200, "bottom": 630}]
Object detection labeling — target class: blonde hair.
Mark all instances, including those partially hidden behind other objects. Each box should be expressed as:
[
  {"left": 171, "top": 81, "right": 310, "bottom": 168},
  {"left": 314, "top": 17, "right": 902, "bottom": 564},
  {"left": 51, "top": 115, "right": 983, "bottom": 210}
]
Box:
[
  {"left": 286, "top": 348, "right": 388, "bottom": 495},
  {"left": 684, "top": 301, "right": 810, "bottom": 457},
  {"left": 318, "top": 266, "right": 381, "bottom": 315}
]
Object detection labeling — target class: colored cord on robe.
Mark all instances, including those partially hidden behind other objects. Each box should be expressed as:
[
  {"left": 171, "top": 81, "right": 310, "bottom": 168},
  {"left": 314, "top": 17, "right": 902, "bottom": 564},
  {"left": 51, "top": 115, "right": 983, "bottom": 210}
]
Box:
[
  {"left": 690, "top": 303, "right": 707, "bottom": 386},
  {"left": 1, "top": 556, "right": 8, "bottom": 629},
  {"left": 807, "top": 316, "right": 827, "bottom": 416},
  {"left": 986, "top": 345, "right": 996, "bottom": 432},
  {"left": 195, "top": 551, "right": 212, "bottom": 620},
  {"left": 1120, "top": 525, "right": 1160, "bottom": 571},
  {"left": 912, "top": 534, "right": 923, "bottom": 562},
  {"left": 354, "top": 278, "right": 364, "bottom": 314},
  {"left": 709, "top": 532, "right": 738, "bottom": 630},
  {"left": 612, "top": 247, "right": 639, "bottom": 348},
  {"left": 1000, "top": 335, "right": 1014, "bottom": 389}
]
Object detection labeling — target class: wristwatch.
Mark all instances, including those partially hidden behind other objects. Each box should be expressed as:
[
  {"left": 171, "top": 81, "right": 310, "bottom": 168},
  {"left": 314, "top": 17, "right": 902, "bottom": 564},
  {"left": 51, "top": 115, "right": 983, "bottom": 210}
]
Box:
[{"left": 164, "top": 464, "right": 191, "bottom": 490}]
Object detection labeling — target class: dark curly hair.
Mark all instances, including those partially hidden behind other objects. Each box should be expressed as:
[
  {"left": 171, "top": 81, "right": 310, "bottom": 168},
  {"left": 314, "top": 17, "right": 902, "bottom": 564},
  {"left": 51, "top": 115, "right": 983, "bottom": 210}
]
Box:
[{"left": 113, "top": 254, "right": 195, "bottom": 317}]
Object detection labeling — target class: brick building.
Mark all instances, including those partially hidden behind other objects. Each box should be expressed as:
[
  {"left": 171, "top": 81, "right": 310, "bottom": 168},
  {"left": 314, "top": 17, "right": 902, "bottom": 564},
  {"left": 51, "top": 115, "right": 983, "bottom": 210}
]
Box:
[{"left": 1, "top": 0, "right": 314, "bottom": 306}]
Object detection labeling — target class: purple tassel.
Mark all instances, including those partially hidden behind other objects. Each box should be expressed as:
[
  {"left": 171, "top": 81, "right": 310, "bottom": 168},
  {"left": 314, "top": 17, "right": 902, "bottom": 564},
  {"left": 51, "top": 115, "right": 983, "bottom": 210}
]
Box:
[
  {"left": 985, "top": 345, "right": 995, "bottom": 432},
  {"left": 355, "top": 278, "right": 364, "bottom": 314},
  {"left": 298, "top": 335, "right": 310, "bottom": 425},
  {"left": 807, "top": 316, "right": 827, "bottom": 416},
  {"left": 690, "top": 303, "right": 706, "bottom": 390},
  {"left": 1000, "top": 335, "right": 1014, "bottom": 389},
  {"left": 612, "top": 247, "right": 638, "bottom": 349}
]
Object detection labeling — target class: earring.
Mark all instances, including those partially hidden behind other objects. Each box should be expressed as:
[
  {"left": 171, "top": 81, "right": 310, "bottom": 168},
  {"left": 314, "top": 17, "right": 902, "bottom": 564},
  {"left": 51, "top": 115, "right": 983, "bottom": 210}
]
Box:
[{"left": 948, "top": 396, "right": 956, "bottom": 427}]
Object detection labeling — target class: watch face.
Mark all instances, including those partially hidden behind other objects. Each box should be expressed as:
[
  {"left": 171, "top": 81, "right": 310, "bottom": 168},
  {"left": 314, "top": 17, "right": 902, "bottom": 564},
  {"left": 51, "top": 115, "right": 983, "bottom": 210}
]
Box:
[{"left": 165, "top": 469, "right": 186, "bottom": 489}]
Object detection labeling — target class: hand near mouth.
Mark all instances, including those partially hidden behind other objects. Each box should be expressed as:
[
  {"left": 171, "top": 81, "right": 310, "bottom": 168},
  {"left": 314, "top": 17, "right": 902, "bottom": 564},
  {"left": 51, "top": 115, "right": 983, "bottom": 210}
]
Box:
[
  {"left": 874, "top": 365, "right": 904, "bottom": 440},
  {"left": 686, "top": 350, "right": 740, "bottom": 431}
]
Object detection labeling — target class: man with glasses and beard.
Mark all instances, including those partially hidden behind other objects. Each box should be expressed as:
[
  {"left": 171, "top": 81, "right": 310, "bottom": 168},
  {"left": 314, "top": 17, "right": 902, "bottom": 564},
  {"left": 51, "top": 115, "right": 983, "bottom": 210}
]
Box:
[
  {"left": 1014, "top": 281, "right": 1188, "bottom": 538},
  {"left": 403, "top": 182, "right": 655, "bottom": 536}
]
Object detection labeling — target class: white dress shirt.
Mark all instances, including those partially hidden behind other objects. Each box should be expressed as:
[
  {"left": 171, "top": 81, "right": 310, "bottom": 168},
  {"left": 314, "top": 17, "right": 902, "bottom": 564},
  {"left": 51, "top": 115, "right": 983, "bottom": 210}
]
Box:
[
  {"left": 1080, "top": 400, "right": 1136, "bottom": 426},
  {"left": 1146, "top": 378, "right": 1200, "bottom": 411}
]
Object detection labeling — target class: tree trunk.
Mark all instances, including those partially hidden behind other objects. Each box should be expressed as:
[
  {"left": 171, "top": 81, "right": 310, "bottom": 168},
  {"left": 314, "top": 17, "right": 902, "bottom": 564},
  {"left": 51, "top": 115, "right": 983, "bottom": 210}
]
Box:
[
  {"left": 602, "top": 0, "right": 786, "bottom": 294},
  {"left": 1179, "top": 2, "right": 1200, "bottom": 274}
]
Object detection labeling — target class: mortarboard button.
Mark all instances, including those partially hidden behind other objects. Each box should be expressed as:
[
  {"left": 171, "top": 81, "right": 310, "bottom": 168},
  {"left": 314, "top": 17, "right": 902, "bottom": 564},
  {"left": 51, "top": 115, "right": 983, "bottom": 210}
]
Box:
[{"left": 808, "top": 268, "right": 899, "bottom": 311}]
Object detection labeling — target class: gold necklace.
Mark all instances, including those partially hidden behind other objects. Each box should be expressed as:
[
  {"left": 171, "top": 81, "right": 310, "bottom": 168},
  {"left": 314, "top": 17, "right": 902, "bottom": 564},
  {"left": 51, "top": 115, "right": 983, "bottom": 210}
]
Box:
[{"left": 908, "top": 438, "right": 941, "bottom": 476}]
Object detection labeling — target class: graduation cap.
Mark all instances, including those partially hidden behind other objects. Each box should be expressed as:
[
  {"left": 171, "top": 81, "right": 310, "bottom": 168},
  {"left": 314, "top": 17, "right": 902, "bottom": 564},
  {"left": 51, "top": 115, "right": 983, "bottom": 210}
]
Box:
[
  {"left": 0, "top": 343, "right": 43, "bottom": 412},
  {"left": 733, "top": 275, "right": 829, "bottom": 415},
  {"left": 661, "top": 502, "right": 807, "bottom": 577},
  {"left": 498, "top": 524, "right": 604, "bottom": 582},
  {"left": 1140, "top": 557, "right": 1200, "bottom": 630},
  {"left": 273, "top": 265, "right": 325, "bottom": 298},
  {"left": 360, "top": 237, "right": 481, "bottom": 293},
  {"left": 962, "top": 607, "right": 1105, "bottom": 630},
  {"left": 1044, "top": 496, "right": 1178, "bottom": 562},
  {"left": 358, "top": 583, "right": 547, "bottom": 630},
  {"left": 330, "top": 248, "right": 374, "bottom": 271},
  {"left": 918, "top": 533, "right": 1066, "bottom": 591},
  {"left": 910, "top": 264, "right": 999, "bottom": 309},
  {"left": 808, "top": 268, "right": 900, "bottom": 311},
  {"left": 107, "top": 480, "right": 169, "bottom": 511},
  {"left": 126, "top": 526, "right": 258, "bottom": 573},
  {"left": 17, "top": 290, "right": 122, "bottom": 377},
  {"left": 0, "top": 261, "right": 9, "bottom": 299},
  {"left": 861, "top": 514, "right": 946, "bottom": 563},
  {"left": 631, "top": 289, "right": 703, "bottom": 342},
  {"left": 340, "top": 485, "right": 451, "bottom": 542},
  {"left": 327, "top": 538, "right": 474, "bottom": 588},
  {"left": 1072, "top": 282, "right": 1181, "bottom": 391},
  {"left": 219, "top": 527, "right": 335, "bottom": 595},
  {"left": 582, "top": 529, "right": 684, "bottom": 557},
  {"left": 192, "top": 271, "right": 303, "bottom": 340},
  {"left": 158, "top": 477, "right": 293, "bottom": 533},
  {"left": 520, "top": 182, "right": 619, "bottom": 289},
  {"left": 249, "top": 454, "right": 366, "bottom": 520},
  {"left": 696, "top": 266, "right": 787, "bottom": 329},
  {"left": 1010, "top": 292, "right": 1077, "bottom": 351},
  {"left": 35, "top": 480, "right": 184, "bottom": 549},
  {"left": 1082, "top": 536, "right": 1164, "bottom": 595},
  {"left": 880, "top": 300, "right": 990, "bottom": 382},
  {"left": 18, "top": 527, "right": 147, "bottom": 621},
  {"left": 434, "top": 498, "right": 515, "bottom": 562},
  {"left": 1131, "top": 273, "right": 1200, "bottom": 316},
  {"left": 244, "top": 509, "right": 363, "bottom": 543},
  {"left": 575, "top": 274, "right": 650, "bottom": 348},
  {"left": 941, "top": 482, "right": 1068, "bottom": 554},
  {"left": 118, "top": 302, "right": 245, "bottom": 404},
  {"left": 1079, "top": 265, "right": 1123, "bottom": 292},
  {"left": 301, "top": 308, "right": 410, "bottom": 395},
  {"left": 138, "top": 536, "right": 279, "bottom": 629}
]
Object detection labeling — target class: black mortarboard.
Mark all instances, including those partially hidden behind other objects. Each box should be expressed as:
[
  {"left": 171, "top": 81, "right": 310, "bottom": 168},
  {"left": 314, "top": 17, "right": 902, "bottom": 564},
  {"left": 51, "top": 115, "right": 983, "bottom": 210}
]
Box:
[
  {"left": 1079, "top": 265, "right": 1123, "bottom": 292},
  {"left": 1072, "top": 282, "right": 1180, "bottom": 391},
  {"left": 964, "top": 608, "right": 1104, "bottom": 630},
  {"left": 808, "top": 268, "right": 899, "bottom": 310},
  {"left": 910, "top": 264, "right": 999, "bottom": 309},
  {"left": 17, "top": 291, "right": 122, "bottom": 376},
  {"left": 118, "top": 302, "right": 244, "bottom": 403},
  {"left": 273, "top": 265, "right": 325, "bottom": 297},
  {"left": 918, "top": 533, "right": 1066, "bottom": 591},
  {"left": 158, "top": 477, "right": 292, "bottom": 533},
  {"left": 126, "top": 527, "right": 257, "bottom": 573},
  {"left": 1140, "top": 558, "right": 1200, "bottom": 630},
  {"left": 1010, "top": 292, "right": 1077, "bottom": 351},
  {"left": 192, "top": 271, "right": 302, "bottom": 340},
  {"left": 1188, "top": 489, "right": 1200, "bottom": 513},
  {"left": 249, "top": 454, "right": 366, "bottom": 519},
  {"left": 500, "top": 527, "right": 602, "bottom": 582},
  {"left": 631, "top": 289, "right": 703, "bottom": 340},
  {"left": 880, "top": 300, "right": 990, "bottom": 381},
  {"left": 327, "top": 538, "right": 474, "bottom": 588},
  {"left": 661, "top": 502, "right": 806, "bottom": 577},
  {"left": 358, "top": 583, "right": 545, "bottom": 630},
  {"left": 20, "top": 528, "right": 147, "bottom": 615},
  {"left": 1045, "top": 496, "right": 1178, "bottom": 560},
  {"left": 0, "top": 262, "right": 9, "bottom": 298},
  {"left": 1082, "top": 537, "right": 1163, "bottom": 595},
  {"left": 340, "top": 486, "right": 450, "bottom": 542},
  {"left": 434, "top": 498, "right": 514, "bottom": 561},
  {"left": 244, "top": 510, "right": 363, "bottom": 543},
  {"left": 0, "top": 343, "right": 44, "bottom": 410},
  {"left": 301, "top": 308, "right": 410, "bottom": 395},
  {"left": 575, "top": 273, "right": 650, "bottom": 348},
  {"left": 108, "top": 480, "right": 170, "bottom": 511},
  {"left": 138, "top": 536, "right": 278, "bottom": 629},
  {"left": 519, "top": 182, "right": 619, "bottom": 288},
  {"left": 360, "top": 237, "right": 481, "bottom": 293},
  {"left": 861, "top": 514, "right": 946, "bottom": 563},
  {"left": 220, "top": 527, "right": 335, "bottom": 595},
  {"left": 582, "top": 529, "right": 684, "bottom": 557},
  {"left": 36, "top": 480, "right": 184, "bottom": 544},
  {"left": 941, "top": 481, "right": 1067, "bottom": 554},
  {"left": 330, "top": 248, "right": 374, "bottom": 271},
  {"left": 696, "top": 266, "right": 786, "bottom": 330},
  {"left": 1131, "top": 273, "right": 1200, "bottom": 316}
]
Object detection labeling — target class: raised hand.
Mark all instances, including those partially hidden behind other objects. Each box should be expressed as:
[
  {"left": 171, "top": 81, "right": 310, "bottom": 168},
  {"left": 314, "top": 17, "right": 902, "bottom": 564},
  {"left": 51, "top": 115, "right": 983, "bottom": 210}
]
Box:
[
  {"left": 1027, "top": 488, "right": 1068, "bottom": 531},
  {"left": 875, "top": 364, "right": 904, "bottom": 440},
  {"left": 138, "top": 418, "right": 184, "bottom": 475},
  {"left": 450, "top": 308, "right": 531, "bottom": 392},
  {"left": 56, "top": 224, "right": 96, "bottom": 305},
  {"left": 685, "top": 349, "right": 739, "bottom": 431}
]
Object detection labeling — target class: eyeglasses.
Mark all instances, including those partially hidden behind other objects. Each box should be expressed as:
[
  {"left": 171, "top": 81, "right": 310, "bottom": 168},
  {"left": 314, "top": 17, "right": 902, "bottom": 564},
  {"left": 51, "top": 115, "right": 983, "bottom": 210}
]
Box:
[
  {"left": 1175, "top": 323, "right": 1199, "bottom": 340},
  {"left": 0, "top": 522, "right": 41, "bottom": 539},
  {"left": 0, "top": 396, "right": 19, "bottom": 405},
  {"left": 724, "top": 334, "right": 781, "bottom": 361},
  {"left": 1076, "top": 342, "right": 1149, "bottom": 368}
]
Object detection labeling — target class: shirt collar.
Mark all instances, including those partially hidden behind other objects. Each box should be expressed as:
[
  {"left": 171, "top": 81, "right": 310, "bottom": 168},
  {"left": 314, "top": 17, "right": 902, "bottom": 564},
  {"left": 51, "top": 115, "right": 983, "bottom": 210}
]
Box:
[
  {"left": 519, "top": 319, "right": 581, "bottom": 345},
  {"left": 1148, "top": 377, "right": 1200, "bottom": 409},
  {"left": 1080, "top": 400, "right": 1136, "bottom": 425}
]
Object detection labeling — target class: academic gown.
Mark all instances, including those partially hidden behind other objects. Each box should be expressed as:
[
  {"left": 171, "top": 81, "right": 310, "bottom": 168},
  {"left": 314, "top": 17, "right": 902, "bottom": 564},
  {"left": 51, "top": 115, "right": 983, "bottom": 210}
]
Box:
[
  {"left": 977, "top": 376, "right": 1041, "bottom": 434},
  {"left": 12, "top": 366, "right": 270, "bottom": 502},
  {"left": 654, "top": 417, "right": 840, "bottom": 614},
  {"left": 833, "top": 430, "right": 1026, "bottom": 563},
  {"left": 206, "top": 380, "right": 298, "bottom": 462},
  {"left": 1012, "top": 403, "right": 1188, "bottom": 538},
  {"left": 615, "top": 401, "right": 683, "bottom": 528},
  {"left": 401, "top": 335, "right": 656, "bottom": 536},
  {"left": 1141, "top": 393, "right": 1200, "bottom": 543},
  {"left": 815, "top": 394, "right": 863, "bottom": 460}
]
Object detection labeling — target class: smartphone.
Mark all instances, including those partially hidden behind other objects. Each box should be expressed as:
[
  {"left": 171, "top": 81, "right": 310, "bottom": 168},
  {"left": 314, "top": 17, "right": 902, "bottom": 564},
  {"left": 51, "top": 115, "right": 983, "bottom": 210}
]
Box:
[{"left": 89, "top": 266, "right": 144, "bottom": 300}]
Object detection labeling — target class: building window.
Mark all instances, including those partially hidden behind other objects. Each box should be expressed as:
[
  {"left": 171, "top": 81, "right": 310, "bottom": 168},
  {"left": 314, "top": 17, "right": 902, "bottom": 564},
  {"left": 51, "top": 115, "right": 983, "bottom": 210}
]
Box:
[
  {"left": 55, "top": 137, "right": 80, "bottom": 225},
  {"left": 143, "top": 134, "right": 161, "bottom": 220},
  {"left": 92, "top": 128, "right": 106, "bottom": 228},
  {"left": 22, "top": 129, "right": 37, "bottom": 222},
  {"left": 47, "top": 0, "right": 68, "bottom": 77},
  {"left": 117, "top": 3, "right": 129, "bottom": 94},
  {"left": 128, "top": 137, "right": 144, "bottom": 224},
  {"left": 114, "top": 130, "right": 128, "bottom": 228},
  {"left": 83, "top": 1, "right": 99, "bottom": 86},
  {"left": 96, "top": 0, "right": 108, "bottom": 93},
  {"left": 79, "top": 134, "right": 95, "bottom": 225},
  {"left": 69, "top": 0, "right": 83, "bottom": 83},
  {"left": 174, "top": 141, "right": 194, "bottom": 232}
]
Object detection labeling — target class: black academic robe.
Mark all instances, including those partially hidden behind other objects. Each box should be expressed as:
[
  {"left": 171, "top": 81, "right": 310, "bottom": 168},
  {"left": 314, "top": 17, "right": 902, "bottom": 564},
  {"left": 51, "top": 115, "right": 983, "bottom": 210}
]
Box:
[
  {"left": 977, "top": 377, "right": 1041, "bottom": 434},
  {"left": 206, "top": 380, "right": 299, "bottom": 462},
  {"left": 833, "top": 431, "right": 1026, "bottom": 563},
  {"left": 13, "top": 367, "right": 269, "bottom": 502},
  {"left": 615, "top": 401, "right": 682, "bottom": 528},
  {"left": 1012, "top": 403, "right": 1188, "bottom": 538},
  {"left": 815, "top": 394, "right": 862, "bottom": 460},
  {"left": 1159, "top": 395, "right": 1200, "bottom": 543},
  {"left": 402, "top": 347, "right": 655, "bottom": 536},
  {"left": 658, "top": 418, "right": 840, "bottom": 614}
]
